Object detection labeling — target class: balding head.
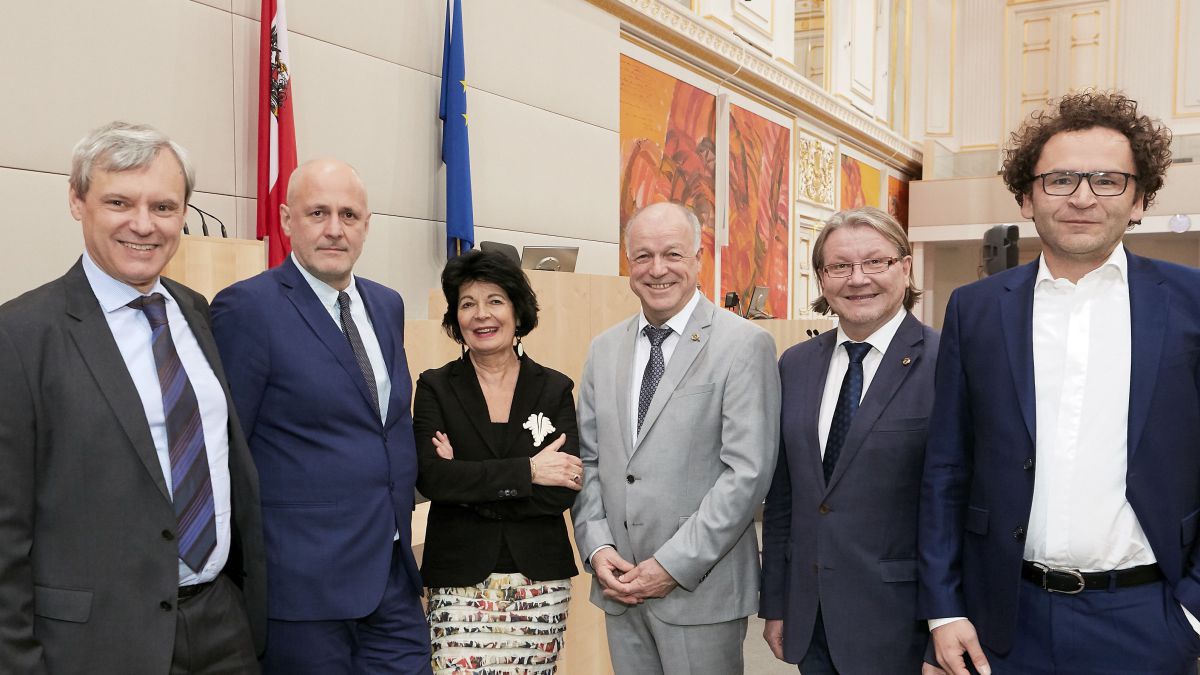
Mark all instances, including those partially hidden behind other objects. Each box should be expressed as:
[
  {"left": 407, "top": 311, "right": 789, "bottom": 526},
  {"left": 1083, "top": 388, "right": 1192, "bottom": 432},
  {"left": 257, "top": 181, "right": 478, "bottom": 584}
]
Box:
[
  {"left": 287, "top": 158, "right": 368, "bottom": 211},
  {"left": 280, "top": 158, "right": 371, "bottom": 290},
  {"left": 623, "top": 202, "right": 702, "bottom": 256}
]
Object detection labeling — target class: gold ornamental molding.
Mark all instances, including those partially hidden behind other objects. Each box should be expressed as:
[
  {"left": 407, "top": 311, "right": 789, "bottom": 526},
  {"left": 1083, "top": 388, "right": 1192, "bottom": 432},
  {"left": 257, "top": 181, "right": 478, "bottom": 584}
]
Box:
[{"left": 587, "top": 0, "right": 922, "bottom": 174}]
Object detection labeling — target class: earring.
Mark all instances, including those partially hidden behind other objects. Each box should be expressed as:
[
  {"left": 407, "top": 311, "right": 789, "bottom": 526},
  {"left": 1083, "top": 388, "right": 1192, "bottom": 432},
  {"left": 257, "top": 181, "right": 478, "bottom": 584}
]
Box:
[
  {"left": 460, "top": 342, "right": 468, "bottom": 358},
  {"left": 515, "top": 336, "right": 524, "bottom": 358}
]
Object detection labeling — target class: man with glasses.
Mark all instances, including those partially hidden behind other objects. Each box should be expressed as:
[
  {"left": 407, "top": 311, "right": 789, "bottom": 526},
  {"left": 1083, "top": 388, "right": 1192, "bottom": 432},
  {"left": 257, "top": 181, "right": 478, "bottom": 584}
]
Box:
[
  {"left": 573, "top": 201, "right": 780, "bottom": 673},
  {"left": 920, "top": 90, "right": 1200, "bottom": 674},
  {"left": 760, "top": 206, "right": 941, "bottom": 674}
]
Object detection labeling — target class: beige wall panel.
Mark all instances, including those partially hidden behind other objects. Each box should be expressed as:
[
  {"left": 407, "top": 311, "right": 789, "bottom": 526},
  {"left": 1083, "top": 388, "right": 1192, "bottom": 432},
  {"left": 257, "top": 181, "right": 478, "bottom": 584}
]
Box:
[
  {"left": 231, "top": 14, "right": 260, "bottom": 201},
  {"left": 923, "top": 0, "right": 954, "bottom": 136},
  {"left": 464, "top": 0, "right": 620, "bottom": 131},
  {"left": 280, "top": 31, "right": 443, "bottom": 221},
  {"left": 468, "top": 89, "right": 618, "bottom": 243},
  {"left": 0, "top": 1, "right": 236, "bottom": 196},
  {"left": 1178, "top": 0, "right": 1200, "bottom": 115},
  {"left": 474, "top": 226, "right": 620, "bottom": 277},
  {"left": 353, "top": 215, "right": 448, "bottom": 323},
  {"left": 1066, "top": 10, "right": 1103, "bottom": 91},
  {"left": 284, "top": 0, "right": 442, "bottom": 76},
  {"left": 1114, "top": 0, "right": 1173, "bottom": 118},
  {"left": 191, "top": 0, "right": 232, "bottom": 11},
  {"left": 0, "top": 169, "right": 82, "bottom": 304}
]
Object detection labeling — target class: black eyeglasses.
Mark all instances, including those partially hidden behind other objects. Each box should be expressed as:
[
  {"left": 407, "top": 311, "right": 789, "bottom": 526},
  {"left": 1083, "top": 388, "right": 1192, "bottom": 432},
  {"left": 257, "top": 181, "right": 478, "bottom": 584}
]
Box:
[
  {"left": 819, "top": 257, "right": 900, "bottom": 278},
  {"left": 1035, "top": 171, "right": 1137, "bottom": 197}
]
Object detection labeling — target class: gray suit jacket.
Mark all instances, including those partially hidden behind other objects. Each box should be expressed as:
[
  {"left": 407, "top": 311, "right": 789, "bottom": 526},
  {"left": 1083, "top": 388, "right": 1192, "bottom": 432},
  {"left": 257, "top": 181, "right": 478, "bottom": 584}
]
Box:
[
  {"left": 0, "top": 260, "right": 267, "bottom": 674},
  {"left": 573, "top": 295, "right": 781, "bottom": 625},
  {"left": 760, "top": 312, "right": 937, "bottom": 672}
]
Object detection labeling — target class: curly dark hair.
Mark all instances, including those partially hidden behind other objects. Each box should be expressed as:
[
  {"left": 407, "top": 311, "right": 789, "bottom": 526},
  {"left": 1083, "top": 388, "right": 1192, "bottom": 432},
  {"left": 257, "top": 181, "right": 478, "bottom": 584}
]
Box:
[
  {"left": 440, "top": 249, "right": 540, "bottom": 344},
  {"left": 1001, "top": 90, "right": 1172, "bottom": 211}
]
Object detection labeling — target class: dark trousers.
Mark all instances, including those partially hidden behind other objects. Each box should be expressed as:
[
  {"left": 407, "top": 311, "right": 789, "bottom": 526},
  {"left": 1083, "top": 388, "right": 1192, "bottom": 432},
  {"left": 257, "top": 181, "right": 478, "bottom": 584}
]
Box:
[
  {"left": 261, "top": 543, "right": 432, "bottom": 675},
  {"left": 798, "top": 605, "right": 839, "bottom": 675},
  {"left": 984, "top": 579, "right": 1200, "bottom": 675},
  {"left": 170, "top": 575, "right": 259, "bottom": 674}
]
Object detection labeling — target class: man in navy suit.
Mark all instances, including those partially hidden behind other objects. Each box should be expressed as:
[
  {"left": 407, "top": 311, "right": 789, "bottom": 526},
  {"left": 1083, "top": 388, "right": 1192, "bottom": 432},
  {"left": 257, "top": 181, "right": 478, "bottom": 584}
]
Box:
[
  {"left": 760, "top": 206, "right": 941, "bottom": 674},
  {"left": 920, "top": 91, "right": 1200, "bottom": 675},
  {"left": 211, "top": 159, "right": 431, "bottom": 674}
]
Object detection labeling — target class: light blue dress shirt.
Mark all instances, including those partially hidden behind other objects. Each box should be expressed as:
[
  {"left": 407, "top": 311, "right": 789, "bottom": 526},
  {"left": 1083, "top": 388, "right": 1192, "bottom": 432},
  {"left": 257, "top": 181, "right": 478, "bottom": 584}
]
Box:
[{"left": 81, "top": 252, "right": 231, "bottom": 586}]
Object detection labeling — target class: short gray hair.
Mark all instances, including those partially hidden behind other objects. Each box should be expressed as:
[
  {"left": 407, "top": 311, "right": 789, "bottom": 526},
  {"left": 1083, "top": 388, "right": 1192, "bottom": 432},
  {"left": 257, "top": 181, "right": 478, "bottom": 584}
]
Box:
[
  {"left": 623, "top": 202, "right": 702, "bottom": 255},
  {"left": 70, "top": 121, "right": 195, "bottom": 203}
]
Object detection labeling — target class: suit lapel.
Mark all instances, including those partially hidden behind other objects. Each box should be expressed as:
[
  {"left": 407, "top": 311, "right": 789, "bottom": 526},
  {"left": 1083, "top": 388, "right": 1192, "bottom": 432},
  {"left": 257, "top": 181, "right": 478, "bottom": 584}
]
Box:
[
  {"left": 634, "top": 298, "right": 714, "bottom": 451},
  {"left": 615, "top": 318, "right": 637, "bottom": 460},
  {"left": 1127, "top": 253, "right": 1167, "bottom": 459},
  {"left": 503, "top": 356, "right": 548, "bottom": 456},
  {"left": 1000, "top": 261, "right": 1039, "bottom": 445},
  {"left": 448, "top": 357, "right": 501, "bottom": 456},
  {"left": 357, "top": 280, "right": 402, "bottom": 427},
  {"left": 63, "top": 262, "right": 171, "bottom": 501},
  {"left": 826, "top": 313, "right": 924, "bottom": 493},
  {"left": 279, "top": 258, "right": 379, "bottom": 420},
  {"left": 799, "top": 331, "right": 836, "bottom": 488}
]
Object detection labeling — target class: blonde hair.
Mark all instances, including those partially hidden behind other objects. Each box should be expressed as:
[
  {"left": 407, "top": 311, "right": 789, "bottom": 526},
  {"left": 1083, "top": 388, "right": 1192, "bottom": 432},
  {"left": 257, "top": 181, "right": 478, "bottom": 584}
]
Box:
[{"left": 811, "top": 206, "right": 921, "bottom": 314}]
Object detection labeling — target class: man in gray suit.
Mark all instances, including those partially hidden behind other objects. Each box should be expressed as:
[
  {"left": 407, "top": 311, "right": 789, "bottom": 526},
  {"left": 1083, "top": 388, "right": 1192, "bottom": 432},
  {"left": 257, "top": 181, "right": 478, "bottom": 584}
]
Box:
[
  {"left": 759, "top": 207, "right": 942, "bottom": 674},
  {"left": 0, "top": 121, "right": 266, "bottom": 674},
  {"left": 573, "top": 201, "right": 781, "bottom": 674}
]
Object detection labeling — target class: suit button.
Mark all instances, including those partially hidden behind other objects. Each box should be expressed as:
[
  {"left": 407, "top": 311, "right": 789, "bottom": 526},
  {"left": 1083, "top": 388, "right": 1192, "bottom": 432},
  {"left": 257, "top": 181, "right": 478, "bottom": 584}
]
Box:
[
  {"left": 160, "top": 601, "right": 172, "bottom": 611},
  {"left": 161, "top": 530, "right": 175, "bottom": 541},
  {"left": 497, "top": 490, "right": 506, "bottom": 497},
  {"left": 623, "top": 521, "right": 628, "bottom": 529},
  {"left": 626, "top": 475, "right": 635, "bottom": 484},
  {"left": 389, "top": 481, "right": 396, "bottom": 490},
  {"left": 818, "top": 504, "right": 831, "bottom": 514},
  {"left": 1013, "top": 526, "right": 1026, "bottom": 541},
  {"left": 1023, "top": 458, "right": 1035, "bottom": 471}
]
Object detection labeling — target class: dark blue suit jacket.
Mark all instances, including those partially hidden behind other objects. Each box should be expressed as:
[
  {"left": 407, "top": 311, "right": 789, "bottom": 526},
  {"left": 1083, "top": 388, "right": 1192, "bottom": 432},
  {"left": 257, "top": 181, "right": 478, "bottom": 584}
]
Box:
[
  {"left": 918, "top": 251, "right": 1200, "bottom": 654},
  {"left": 211, "top": 257, "right": 422, "bottom": 621},
  {"left": 761, "top": 312, "right": 938, "bottom": 672}
]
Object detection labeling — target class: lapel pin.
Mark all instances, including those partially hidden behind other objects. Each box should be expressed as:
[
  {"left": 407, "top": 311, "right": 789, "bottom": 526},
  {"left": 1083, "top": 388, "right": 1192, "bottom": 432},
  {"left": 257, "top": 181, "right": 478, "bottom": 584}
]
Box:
[
  {"left": 691, "top": 332, "right": 700, "bottom": 342},
  {"left": 901, "top": 356, "right": 912, "bottom": 366}
]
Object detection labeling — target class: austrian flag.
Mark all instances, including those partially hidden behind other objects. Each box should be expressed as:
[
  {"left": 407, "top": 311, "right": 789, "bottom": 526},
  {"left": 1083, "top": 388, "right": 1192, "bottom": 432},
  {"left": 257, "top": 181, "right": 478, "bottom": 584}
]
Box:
[{"left": 257, "top": 0, "right": 298, "bottom": 267}]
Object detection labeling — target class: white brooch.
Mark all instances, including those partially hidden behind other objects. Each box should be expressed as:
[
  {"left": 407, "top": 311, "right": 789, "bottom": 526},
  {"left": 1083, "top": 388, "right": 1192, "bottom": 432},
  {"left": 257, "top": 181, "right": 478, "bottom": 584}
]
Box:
[{"left": 523, "top": 412, "right": 556, "bottom": 447}]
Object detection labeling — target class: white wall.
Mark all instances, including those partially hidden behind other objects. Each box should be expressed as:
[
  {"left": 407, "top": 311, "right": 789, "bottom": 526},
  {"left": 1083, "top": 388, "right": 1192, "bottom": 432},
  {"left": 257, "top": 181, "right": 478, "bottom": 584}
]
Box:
[{"left": 0, "top": 0, "right": 621, "bottom": 316}]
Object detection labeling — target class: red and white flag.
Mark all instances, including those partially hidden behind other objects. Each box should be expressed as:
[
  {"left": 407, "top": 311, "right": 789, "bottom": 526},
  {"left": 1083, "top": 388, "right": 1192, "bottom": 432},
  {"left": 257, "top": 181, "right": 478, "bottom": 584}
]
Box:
[{"left": 257, "top": 0, "right": 298, "bottom": 267}]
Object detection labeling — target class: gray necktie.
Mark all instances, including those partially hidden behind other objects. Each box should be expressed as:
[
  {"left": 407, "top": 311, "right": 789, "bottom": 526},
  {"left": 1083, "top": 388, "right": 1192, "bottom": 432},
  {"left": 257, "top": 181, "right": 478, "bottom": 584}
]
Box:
[
  {"left": 638, "top": 325, "right": 673, "bottom": 433},
  {"left": 336, "top": 291, "right": 380, "bottom": 418}
]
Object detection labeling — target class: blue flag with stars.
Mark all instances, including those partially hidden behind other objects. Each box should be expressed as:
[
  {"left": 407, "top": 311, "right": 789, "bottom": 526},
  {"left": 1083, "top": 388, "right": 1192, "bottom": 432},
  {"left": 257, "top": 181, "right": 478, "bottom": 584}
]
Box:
[{"left": 440, "top": 0, "right": 473, "bottom": 260}]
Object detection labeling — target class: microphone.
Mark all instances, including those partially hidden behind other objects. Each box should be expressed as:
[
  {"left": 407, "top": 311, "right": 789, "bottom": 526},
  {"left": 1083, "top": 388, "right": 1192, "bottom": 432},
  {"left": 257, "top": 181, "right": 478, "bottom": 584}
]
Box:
[{"left": 187, "top": 204, "right": 229, "bottom": 238}]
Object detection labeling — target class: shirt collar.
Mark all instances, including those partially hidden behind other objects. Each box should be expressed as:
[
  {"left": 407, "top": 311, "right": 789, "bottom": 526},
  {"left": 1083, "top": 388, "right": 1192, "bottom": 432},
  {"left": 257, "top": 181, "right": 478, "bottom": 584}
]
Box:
[
  {"left": 638, "top": 289, "right": 703, "bottom": 336},
  {"left": 291, "top": 252, "right": 359, "bottom": 311},
  {"left": 834, "top": 306, "right": 907, "bottom": 356},
  {"left": 81, "top": 249, "right": 171, "bottom": 313},
  {"left": 1036, "top": 243, "right": 1128, "bottom": 286}
]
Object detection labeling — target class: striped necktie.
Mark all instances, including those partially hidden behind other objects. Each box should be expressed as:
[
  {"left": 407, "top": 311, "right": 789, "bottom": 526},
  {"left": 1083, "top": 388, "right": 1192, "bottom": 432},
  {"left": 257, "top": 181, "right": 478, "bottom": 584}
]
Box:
[{"left": 129, "top": 293, "right": 217, "bottom": 573}]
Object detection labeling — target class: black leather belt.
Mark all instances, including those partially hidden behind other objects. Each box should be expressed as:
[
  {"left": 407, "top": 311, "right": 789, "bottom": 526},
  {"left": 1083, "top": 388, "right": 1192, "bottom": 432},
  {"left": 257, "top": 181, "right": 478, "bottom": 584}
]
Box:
[
  {"left": 1021, "top": 560, "right": 1163, "bottom": 594},
  {"left": 178, "top": 580, "right": 215, "bottom": 601}
]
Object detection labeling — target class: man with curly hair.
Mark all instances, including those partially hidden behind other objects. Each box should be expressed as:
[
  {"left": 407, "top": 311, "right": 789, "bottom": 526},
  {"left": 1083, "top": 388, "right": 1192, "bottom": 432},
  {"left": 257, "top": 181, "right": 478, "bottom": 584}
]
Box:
[{"left": 920, "top": 90, "right": 1200, "bottom": 675}]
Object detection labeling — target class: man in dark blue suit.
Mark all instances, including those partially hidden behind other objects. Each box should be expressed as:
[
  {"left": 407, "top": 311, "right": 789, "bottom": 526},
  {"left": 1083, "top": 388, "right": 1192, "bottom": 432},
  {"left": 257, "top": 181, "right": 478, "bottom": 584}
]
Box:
[
  {"left": 920, "top": 91, "right": 1200, "bottom": 675},
  {"left": 211, "top": 159, "right": 431, "bottom": 674},
  {"left": 760, "top": 206, "right": 941, "bottom": 674}
]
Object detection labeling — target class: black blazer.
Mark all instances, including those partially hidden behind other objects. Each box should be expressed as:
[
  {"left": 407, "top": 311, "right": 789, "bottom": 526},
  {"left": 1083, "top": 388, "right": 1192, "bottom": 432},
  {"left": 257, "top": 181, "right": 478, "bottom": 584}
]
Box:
[{"left": 414, "top": 354, "right": 579, "bottom": 588}]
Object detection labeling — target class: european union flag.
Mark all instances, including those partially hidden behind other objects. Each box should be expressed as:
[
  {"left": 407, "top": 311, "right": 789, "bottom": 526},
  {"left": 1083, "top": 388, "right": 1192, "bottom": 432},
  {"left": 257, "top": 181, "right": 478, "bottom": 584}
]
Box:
[{"left": 440, "top": 0, "right": 473, "bottom": 260}]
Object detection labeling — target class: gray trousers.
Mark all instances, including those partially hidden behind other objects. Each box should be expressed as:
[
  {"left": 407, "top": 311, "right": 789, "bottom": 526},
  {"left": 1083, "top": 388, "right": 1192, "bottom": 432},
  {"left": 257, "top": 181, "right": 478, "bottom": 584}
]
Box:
[
  {"left": 604, "top": 603, "right": 747, "bottom": 675},
  {"left": 170, "top": 575, "right": 259, "bottom": 675}
]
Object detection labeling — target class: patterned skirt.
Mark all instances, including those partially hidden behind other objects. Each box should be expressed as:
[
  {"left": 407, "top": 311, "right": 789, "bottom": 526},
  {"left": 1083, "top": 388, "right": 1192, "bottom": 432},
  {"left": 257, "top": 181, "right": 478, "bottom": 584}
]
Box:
[{"left": 428, "top": 572, "right": 571, "bottom": 674}]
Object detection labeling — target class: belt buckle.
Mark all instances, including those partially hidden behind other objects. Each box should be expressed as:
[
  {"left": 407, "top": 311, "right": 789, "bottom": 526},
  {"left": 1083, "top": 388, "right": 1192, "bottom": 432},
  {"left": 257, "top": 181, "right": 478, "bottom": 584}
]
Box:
[{"left": 1033, "top": 562, "right": 1085, "bottom": 594}]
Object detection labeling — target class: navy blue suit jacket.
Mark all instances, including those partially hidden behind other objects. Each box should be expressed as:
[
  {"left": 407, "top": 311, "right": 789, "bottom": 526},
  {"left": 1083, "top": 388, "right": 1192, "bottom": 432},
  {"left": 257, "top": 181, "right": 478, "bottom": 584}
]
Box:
[
  {"left": 918, "top": 252, "right": 1200, "bottom": 654},
  {"left": 211, "top": 257, "right": 422, "bottom": 621},
  {"left": 761, "top": 312, "right": 937, "bottom": 672}
]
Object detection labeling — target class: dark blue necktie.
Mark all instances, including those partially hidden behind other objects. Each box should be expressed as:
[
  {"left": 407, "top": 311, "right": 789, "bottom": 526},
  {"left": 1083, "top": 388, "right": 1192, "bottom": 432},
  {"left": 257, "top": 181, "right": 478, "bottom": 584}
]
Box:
[
  {"left": 637, "top": 325, "right": 673, "bottom": 433},
  {"left": 337, "top": 291, "right": 380, "bottom": 418},
  {"left": 129, "top": 293, "right": 217, "bottom": 573},
  {"left": 823, "top": 341, "right": 872, "bottom": 483}
]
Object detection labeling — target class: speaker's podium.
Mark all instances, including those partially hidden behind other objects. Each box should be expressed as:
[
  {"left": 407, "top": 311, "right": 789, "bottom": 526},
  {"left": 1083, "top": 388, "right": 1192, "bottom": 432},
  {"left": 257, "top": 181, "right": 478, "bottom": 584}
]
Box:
[{"left": 162, "top": 235, "right": 266, "bottom": 300}]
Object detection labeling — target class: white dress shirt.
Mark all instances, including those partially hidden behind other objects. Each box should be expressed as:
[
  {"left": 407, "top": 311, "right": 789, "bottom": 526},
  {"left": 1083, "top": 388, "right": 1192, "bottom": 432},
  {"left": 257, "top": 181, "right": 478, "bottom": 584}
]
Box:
[
  {"left": 818, "top": 308, "right": 907, "bottom": 456},
  {"left": 82, "top": 251, "right": 231, "bottom": 586},
  {"left": 629, "top": 290, "right": 703, "bottom": 448},
  {"left": 292, "top": 253, "right": 391, "bottom": 424},
  {"left": 931, "top": 244, "right": 1200, "bottom": 633}
]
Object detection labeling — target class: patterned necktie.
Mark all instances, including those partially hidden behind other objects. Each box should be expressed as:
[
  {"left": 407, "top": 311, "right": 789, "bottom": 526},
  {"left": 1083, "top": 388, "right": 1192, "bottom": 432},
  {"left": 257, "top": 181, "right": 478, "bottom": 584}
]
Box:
[
  {"left": 337, "top": 291, "right": 380, "bottom": 418},
  {"left": 128, "top": 293, "right": 217, "bottom": 573},
  {"left": 637, "top": 325, "right": 673, "bottom": 433},
  {"left": 823, "top": 341, "right": 873, "bottom": 483}
]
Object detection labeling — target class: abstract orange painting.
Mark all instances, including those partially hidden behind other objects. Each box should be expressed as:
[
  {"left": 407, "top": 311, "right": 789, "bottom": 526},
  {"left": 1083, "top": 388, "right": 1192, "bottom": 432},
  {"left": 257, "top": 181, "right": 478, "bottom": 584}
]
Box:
[
  {"left": 840, "top": 154, "right": 882, "bottom": 210},
  {"left": 722, "top": 105, "right": 790, "bottom": 318},
  {"left": 888, "top": 175, "right": 910, "bottom": 231},
  {"left": 619, "top": 55, "right": 717, "bottom": 296}
]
